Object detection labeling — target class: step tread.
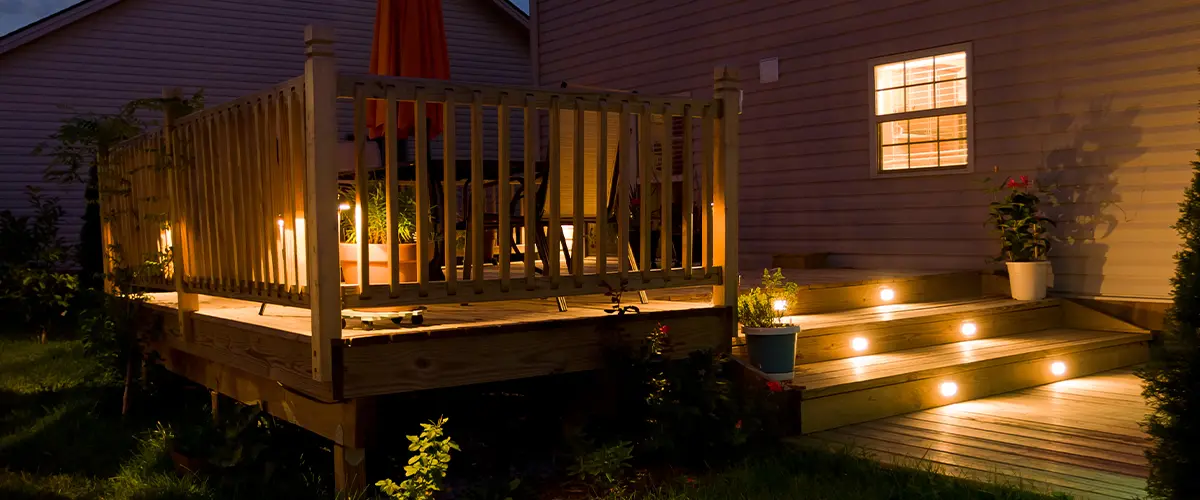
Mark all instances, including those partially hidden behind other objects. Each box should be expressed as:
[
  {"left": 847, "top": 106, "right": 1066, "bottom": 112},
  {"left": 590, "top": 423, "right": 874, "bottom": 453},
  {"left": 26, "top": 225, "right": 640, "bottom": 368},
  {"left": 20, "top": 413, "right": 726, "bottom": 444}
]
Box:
[
  {"left": 786, "top": 297, "right": 1057, "bottom": 332},
  {"left": 795, "top": 329, "right": 1148, "bottom": 398}
]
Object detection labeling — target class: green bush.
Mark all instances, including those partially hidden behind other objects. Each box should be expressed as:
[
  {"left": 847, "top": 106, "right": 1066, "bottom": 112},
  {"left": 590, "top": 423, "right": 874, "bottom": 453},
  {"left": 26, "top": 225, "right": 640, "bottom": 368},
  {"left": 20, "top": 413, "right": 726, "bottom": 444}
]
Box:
[
  {"left": 376, "top": 416, "right": 459, "bottom": 500},
  {"left": 1139, "top": 150, "right": 1200, "bottom": 499},
  {"left": 0, "top": 188, "right": 78, "bottom": 341},
  {"left": 737, "top": 268, "right": 799, "bottom": 327}
]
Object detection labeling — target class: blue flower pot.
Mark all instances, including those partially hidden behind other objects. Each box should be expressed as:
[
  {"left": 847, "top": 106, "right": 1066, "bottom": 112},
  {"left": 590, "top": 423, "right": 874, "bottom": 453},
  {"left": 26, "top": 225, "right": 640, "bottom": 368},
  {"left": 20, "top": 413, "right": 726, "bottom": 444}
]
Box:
[{"left": 743, "top": 325, "right": 800, "bottom": 381}]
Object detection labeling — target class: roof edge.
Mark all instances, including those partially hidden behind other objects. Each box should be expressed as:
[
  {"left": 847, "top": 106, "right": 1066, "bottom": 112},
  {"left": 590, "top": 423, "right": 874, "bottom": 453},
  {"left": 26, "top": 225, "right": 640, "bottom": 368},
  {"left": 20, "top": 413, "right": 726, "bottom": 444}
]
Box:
[
  {"left": 489, "top": 0, "right": 530, "bottom": 29},
  {"left": 0, "top": 0, "right": 122, "bottom": 56}
]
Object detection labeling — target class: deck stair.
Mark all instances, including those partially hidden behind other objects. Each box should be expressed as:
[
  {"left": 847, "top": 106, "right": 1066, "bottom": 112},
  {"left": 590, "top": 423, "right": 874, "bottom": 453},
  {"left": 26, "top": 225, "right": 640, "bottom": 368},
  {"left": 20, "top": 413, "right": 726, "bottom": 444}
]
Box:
[{"left": 736, "top": 272, "right": 1152, "bottom": 434}]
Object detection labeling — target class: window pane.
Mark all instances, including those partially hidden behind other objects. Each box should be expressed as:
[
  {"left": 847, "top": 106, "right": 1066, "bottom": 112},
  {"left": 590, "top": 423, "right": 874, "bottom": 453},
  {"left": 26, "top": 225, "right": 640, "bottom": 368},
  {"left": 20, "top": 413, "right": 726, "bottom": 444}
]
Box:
[
  {"left": 938, "top": 113, "right": 967, "bottom": 139},
  {"left": 880, "top": 120, "right": 907, "bottom": 145},
  {"left": 934, "top": 52, "right": 967, "bottom": 81},
  {"left": 875, "top": 62, "right": 905, "bottom": 90},
  {"left": 876, "top": 88, "right": 905, "bottom": 115},
  {"left": 935, "top": 80, "right": 967, "bottom": 108},
  {"left": 906, "top": 83, "right": 934, "bottom": 111},
  {"left": 939, "top": 140, "right": 968, "bottom": 166},
  {"left": 881, "top": 145, "right": 908, "bottom": 170},
  {"left": 908, "top": 117, "right": 937, "bottom": 142},
  {"left": 910, "top": 143, "right": 938, "bottom": 168},
  {"left": 905, "top": 57, "right": 934, "bottom": 85}
]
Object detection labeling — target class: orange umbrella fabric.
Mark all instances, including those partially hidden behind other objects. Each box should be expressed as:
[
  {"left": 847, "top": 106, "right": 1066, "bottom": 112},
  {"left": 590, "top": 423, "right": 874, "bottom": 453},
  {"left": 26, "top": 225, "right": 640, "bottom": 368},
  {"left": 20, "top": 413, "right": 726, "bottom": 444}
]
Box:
[{"left": 367, "top": 0, "right": 451, "bottom": 140}]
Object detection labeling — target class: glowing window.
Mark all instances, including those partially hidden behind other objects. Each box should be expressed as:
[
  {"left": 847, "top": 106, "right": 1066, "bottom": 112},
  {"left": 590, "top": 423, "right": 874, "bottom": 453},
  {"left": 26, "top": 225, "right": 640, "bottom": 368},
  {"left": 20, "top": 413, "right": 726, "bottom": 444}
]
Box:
[{"left": 870, "top": 46, "right": 971, "bottom": 174}]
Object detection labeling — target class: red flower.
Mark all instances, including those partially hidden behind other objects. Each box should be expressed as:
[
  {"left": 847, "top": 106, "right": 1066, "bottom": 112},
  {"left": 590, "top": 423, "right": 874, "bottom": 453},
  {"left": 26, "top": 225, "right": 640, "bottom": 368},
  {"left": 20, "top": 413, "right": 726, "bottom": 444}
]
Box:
[
  {"left": 630, "top": 197, "right": 641, "bottom": 207},
  {"left": 1006, "top": 179, "right": 1017, "bottom": 188},
  {"left": 735, "top": 419, "right": 743, "bottom": 429},
  {"left": 686, "top": 477, "right": 696, "bottom": 484},
  {"left": 1020, "top": 175, "right": 1030, "bottom": 185},
  {"left": 766, "top": 380, "right": 783, "bottom": 393},
  {"left": 660, "top": 324, "right": 670, "bottom": 335}
]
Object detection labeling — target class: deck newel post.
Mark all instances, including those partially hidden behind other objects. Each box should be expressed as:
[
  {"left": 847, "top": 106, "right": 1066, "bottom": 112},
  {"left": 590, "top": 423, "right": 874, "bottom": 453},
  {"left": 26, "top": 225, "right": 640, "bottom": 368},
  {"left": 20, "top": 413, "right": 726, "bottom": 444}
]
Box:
[
  {"left": 304, "top": 25, "right": 342, "bottom": 382},
  {"left": 165, "top": 86, "right": 200, "bottom": 342},
  {"left": 712, "top": 67, "right": 740, "bottom": 315}
]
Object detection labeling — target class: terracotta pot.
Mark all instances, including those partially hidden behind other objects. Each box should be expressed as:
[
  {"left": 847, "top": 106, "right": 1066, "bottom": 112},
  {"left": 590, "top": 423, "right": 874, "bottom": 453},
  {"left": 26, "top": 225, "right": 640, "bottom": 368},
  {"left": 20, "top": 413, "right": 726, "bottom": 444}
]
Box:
[
  {"left": 339, "top": 242, "right": 418, "bottom": 285},
  {"left": 1006, "top": 261, "right": 1050, "bottom": 300}
]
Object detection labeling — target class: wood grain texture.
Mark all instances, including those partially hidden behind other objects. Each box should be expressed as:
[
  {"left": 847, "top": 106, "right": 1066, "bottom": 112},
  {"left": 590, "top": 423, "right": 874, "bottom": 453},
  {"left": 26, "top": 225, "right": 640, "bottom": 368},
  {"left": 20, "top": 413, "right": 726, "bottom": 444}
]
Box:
[{"left": 797, "top": 368, "right": 1151, "bottom": 499}]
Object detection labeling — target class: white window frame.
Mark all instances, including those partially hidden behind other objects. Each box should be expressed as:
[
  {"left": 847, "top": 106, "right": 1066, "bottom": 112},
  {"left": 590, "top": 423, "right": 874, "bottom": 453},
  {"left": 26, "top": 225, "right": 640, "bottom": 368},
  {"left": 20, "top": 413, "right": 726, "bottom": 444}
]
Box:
[{"left": 868, "top": 42, "right": 974, "bottom": 178}]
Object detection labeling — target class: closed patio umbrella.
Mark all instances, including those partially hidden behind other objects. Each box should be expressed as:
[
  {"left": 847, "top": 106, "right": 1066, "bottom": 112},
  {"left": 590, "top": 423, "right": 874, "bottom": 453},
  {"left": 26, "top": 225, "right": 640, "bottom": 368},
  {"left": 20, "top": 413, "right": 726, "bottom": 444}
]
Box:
[{"left": 367, "top": 0, "right": 451, "bottom": 140}]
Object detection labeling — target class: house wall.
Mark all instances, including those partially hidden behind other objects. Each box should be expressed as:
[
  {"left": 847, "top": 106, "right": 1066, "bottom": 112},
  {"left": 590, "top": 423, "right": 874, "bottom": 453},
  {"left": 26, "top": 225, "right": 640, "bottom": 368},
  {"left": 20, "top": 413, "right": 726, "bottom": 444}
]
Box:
[
  {"left": 534, "top": 0, "right": 1200, "bottom": 300},
  {"left": 0, "top": 0, "right": 530, "bottom": 243}
]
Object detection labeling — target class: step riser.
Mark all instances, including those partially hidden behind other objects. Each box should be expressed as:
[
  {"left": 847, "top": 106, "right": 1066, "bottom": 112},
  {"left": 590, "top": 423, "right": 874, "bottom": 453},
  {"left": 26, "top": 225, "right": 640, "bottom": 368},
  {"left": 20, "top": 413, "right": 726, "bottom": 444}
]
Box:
[
  {"left": 799, "top": 341, "right": 1149, "bottom": 434},
  {"left": 787, "top": 272, "right": 981, "bottom": 315},
  {"left": 795, "top": 304, "right": 1063, "bottom": 363}
]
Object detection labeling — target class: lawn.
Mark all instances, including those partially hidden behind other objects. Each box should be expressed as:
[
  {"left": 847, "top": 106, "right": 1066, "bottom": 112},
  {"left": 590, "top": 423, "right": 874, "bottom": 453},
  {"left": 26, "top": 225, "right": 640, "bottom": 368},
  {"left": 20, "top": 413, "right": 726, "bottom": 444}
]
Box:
[{"left": 0, "top": 335, "right": 1066, "bottom": 500}]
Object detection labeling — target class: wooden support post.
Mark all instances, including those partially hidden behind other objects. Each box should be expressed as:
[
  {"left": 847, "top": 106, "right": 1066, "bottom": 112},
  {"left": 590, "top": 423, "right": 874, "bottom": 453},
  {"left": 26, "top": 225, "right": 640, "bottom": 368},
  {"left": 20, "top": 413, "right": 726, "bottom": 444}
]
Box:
[
  {"left": 304, "top": 25, "right": 342, "bottom": 381},
  {"left": 333, "top": 398, "right": 375, "bottom": 495},
  {"left": 165, "top": 87, "right": 200, "bottom": 342},
  {"left": 712, "top": 67, "right": 740, "bottom": 311}
]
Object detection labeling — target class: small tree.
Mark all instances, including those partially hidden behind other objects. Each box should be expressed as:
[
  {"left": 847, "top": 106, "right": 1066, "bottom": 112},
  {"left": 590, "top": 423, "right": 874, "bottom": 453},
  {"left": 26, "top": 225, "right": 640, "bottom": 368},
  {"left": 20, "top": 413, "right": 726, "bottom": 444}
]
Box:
[
  {"left": 1139, "top": 149, "right": 1200, "bottom": 499},
  {"left": 0, "top": 188, "right": 78, "bottom": 342},
  {"left": 376, "top": 416, "right": 458, "bottom": 500}
]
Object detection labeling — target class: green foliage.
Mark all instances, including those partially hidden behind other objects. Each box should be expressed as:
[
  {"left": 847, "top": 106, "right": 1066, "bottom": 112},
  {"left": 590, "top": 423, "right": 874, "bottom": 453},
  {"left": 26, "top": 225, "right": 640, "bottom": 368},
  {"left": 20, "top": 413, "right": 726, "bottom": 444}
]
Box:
[
  {"left": 376, "top": 416, "right": 459, "bottom": 500},
  {"left": 0, "top": 188, "right": 79, "bottom": 339},
  {"left": 339, "top": 182, "right": 418, "bottom": 244},
  {"left": 1139, "top": 149, "right": 1200, "bottom": 499},
  {"left": 985, "top": 176, "right": 1056, "bottom": 262},
  {"left": 568, "top": 440, "right": 633, "bottom": 487},
  {"left": 737, "top": 268, "right": 798, "bottom": 328}
]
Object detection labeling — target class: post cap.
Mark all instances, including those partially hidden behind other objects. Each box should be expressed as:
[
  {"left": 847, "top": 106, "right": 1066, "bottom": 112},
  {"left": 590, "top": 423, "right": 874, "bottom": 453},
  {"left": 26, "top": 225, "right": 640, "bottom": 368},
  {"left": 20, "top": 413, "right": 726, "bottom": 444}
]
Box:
[{"left": 304, "top": 24, "right": 335, "bottom": 44}]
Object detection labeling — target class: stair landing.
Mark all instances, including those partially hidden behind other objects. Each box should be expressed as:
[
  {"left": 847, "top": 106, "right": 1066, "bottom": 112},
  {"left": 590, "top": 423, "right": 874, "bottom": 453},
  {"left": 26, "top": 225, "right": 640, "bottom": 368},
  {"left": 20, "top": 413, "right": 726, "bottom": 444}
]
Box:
[{"left": 794, "top": 368, "right": 1151, "bottom": 500}]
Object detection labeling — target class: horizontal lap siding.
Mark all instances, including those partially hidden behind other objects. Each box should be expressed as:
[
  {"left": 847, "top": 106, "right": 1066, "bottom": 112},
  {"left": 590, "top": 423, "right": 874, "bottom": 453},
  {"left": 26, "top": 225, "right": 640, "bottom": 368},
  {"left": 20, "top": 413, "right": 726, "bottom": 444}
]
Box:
[
  {"left": 0, "top": 0, "right": 529, "bottom": 242},
  {"left": 536, "top": 0, "right": 1198, "bottom": 300}
]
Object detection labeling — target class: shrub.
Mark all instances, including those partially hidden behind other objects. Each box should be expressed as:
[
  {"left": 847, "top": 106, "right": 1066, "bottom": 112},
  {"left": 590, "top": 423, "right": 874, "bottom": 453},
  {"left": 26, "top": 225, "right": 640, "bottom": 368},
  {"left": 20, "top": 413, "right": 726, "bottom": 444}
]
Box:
[
  {"left": 0, "top": 188, "right": 78, "bottom": 341},
  {"left": 376, "top": 416, "right": 459, "bottom": 500},
  {"left": 339, "top": 182, "right": 418, "bottom": 244},
  {"left": 1139, "top": 150, "right": 1200, "bottom": 499},
  {"left": 737, "top": 268, "right": 798, "bottom": 327}
]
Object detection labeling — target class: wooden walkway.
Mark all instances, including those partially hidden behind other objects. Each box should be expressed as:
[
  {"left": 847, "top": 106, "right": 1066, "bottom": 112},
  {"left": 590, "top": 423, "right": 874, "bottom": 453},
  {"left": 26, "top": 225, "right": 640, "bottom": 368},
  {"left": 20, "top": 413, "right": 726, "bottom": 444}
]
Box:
[{"left": 796, "top": 368, "right": 1151, "bottom": 500}]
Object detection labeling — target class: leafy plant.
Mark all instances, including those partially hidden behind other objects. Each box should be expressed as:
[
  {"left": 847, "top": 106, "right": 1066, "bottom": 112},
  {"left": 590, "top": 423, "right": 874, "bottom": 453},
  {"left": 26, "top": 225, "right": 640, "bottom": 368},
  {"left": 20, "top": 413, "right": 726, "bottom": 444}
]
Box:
[
  {"left": 737, "top": 268, "right": 798, "bottom": 328},
  {"left": 1139, "top": 149, "right": 1200, "bottom": 500},
  {"left": 376, "top": 416, "right": 459, "bottom": 500},
  {"left": 602, "top": 281, "right": 641, "bottom": 315},
  {"left": 985, "top": 175, "right": 1056, "bottom": 262},
  {"left": 0, "top": 188, "right": 78, "bottom": 342},
  {"left": 568, "top": 440, "right": 633, "bottom": 488},
  {"left": 339, "top": 182, "right": 417, "bottom": 245}
]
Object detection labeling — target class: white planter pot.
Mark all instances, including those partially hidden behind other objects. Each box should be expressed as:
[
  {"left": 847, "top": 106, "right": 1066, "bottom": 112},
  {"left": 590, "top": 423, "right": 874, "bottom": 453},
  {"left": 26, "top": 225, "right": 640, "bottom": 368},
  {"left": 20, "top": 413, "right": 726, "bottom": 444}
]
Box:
[{"left": 1006, "top": 261, "right": 1050, "bottom": 300}]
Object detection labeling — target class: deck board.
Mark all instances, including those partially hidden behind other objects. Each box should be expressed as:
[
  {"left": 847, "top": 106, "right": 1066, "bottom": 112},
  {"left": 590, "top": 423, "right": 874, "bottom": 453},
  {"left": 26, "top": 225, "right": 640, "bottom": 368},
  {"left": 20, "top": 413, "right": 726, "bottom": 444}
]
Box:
[{"left": 799, "top": 368, "right": 1150, "bottom": 500}]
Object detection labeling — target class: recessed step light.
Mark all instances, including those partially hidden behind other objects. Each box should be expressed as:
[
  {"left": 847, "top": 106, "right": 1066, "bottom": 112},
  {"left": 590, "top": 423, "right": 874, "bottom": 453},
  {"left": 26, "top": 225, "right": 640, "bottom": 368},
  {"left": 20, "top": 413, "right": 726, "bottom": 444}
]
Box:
[
  {"left": 961, "top": 321, "right": 977, "bottom": 337},
  {"left": 879, "top": 287, "right": 895, "bottom": 302},
  {"left": 1050, "top": 361, "right": 1067, "bottom": 376},
  {"left": 851, "top": 337, "right": 869, "bottom": 352},
  {"left": 939, "top": 381, "right": 958, "bottom": 397}
]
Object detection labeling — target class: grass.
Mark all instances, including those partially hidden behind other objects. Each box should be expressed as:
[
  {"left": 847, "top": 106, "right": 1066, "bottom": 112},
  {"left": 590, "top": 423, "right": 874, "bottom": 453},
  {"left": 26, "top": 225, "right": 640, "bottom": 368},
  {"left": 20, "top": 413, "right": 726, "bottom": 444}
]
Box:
[
  {"left": 0, "top": 335, "right": 1067, "bottom": 500},
  {"left": 0, "top": 336, "right": 210, "bottom": 500}
]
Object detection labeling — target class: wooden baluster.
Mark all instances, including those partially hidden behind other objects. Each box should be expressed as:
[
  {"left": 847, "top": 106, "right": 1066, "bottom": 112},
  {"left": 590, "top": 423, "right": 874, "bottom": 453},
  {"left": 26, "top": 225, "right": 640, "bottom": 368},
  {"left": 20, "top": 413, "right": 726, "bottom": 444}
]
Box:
[
  {"left": 442, "top": 91, "right": 458, "bottom": 295},
  {"left": 470, "top": 91, "right": 485, "bottom": 293},
  {"left": 281, "top": 90, "right": 300, "bottom": 298},
  {"left": 681, "top": 106, "right": 694, "bottom": 279},
  {"left": 713, "top": 66, "right": 740, "bottom": 310},
  {"left": 638, "top": 102, "right": 651, "bottom": 280},
  {"left": 241, "top": 104, "right": 263, "bottom": 294},
  {"left": 354, "top": 84, "right": 370, "bottom": 297},
  {"left": 415, "top": 89, "right": 431, "bottom": 295},
  {"left": 253, "top": 98, "right": 276, "bottom": 295},
  {"left": 702, "top": 105, "right": 714, "bottom": 278},
  {"left": 385, "top": 87, "right": 401, "bottom": 297},
  {"left": 660, "top": 105, "right": 673, "bottom": 279},
  {"left": 523, "top": 95, "right": 537, "bottom": 290},
  {"left": 572, "top": 99, "right": 585, "bottom": 286},
  {"left": 595, "top": 101, "right": 608, "bottom": 280},
  {"left": 204, "top": 117, "right": 226, "bottom": 291},
  {"left": 497, "top": 96, "right": 511, "bottom": 291},
  {"left": 272, "top": 91, "right": 290, "bottom": 297},
  {"left": 304, "top": 24, "right": 342, "bottom": 382},
  {"left": 220, "top": 111, "right": 243, "bottom": 292},
  {"left": 618, "top": 103, "right": 630, "bottom": 281},
  {"left": 262, "top": 96, "right": 281, "bottom": 297},
  {"left": 547, "top": 96, "right": 561, "bottom": 287},
  {"left": 291, "top": 87, "right": 309, "bottom": 297}
]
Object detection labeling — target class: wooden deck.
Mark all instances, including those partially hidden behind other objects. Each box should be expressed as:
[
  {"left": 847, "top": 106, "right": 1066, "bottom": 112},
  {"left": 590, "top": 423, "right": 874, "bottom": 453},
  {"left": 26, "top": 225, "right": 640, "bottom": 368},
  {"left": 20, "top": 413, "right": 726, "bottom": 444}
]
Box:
[{"left": 797, "top": 368, "right": 1151, "bottom": 500}]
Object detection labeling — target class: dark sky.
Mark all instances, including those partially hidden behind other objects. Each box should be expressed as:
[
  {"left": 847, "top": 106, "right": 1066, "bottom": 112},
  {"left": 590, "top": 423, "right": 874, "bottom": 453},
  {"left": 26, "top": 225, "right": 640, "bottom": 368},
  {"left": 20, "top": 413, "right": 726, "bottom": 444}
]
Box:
[{"left": 0, "top": 0, "right": 530, "bottom": 37}]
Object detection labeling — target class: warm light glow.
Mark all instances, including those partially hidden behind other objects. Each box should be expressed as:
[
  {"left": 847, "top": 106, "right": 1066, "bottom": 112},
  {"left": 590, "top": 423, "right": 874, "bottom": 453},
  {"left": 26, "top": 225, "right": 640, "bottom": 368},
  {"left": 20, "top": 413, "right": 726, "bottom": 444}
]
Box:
[
  {"left": 773, "top": 299, "right": 788, "bottom": 312},
  {"left": 879, "top": 288, "right": 895, "bottom": 302},
  {"left": 338, "top": 202, "right": 351, "bottom": 211},
  {"left": 960, "top": 321, "right": 977, "bottom": 337},
  {"left": 939, "top": 381, "right": 958, "bottom": 397},
  {"left": 276, "top": 218, "right": 285, "bottom": 228},
  {"left": 851, "top": 337, "right": 869, "bottom": 352},
  {"left": 1050, "top": 361, "right": 1067, "bottom": 376},
  {"left": 561, "top": 224, "right": 575, "bottom": 251}
]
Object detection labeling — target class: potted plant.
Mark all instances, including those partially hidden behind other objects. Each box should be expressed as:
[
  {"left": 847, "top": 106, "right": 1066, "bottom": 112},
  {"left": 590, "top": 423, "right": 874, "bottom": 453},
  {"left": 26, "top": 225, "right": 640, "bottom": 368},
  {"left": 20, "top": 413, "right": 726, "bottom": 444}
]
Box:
[
  {"left": 339, "top": 182, "right": 419, "bottom": 285},
  {"left": 738, "top": 269, "right": 800, "bottom": 381},
  {"left": 987, "top": 175, "right": 1055, "bottom": 300}
]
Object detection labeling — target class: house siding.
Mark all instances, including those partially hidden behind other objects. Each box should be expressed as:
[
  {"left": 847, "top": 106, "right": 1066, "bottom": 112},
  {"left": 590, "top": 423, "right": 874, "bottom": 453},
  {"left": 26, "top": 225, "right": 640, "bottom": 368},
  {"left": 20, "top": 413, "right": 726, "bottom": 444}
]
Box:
[
  {"left": 535, "top": 0, "right": 1199, "bottom": 300},
  {"left": 0, "top": 0, "right": 530, "bottom": 243}
]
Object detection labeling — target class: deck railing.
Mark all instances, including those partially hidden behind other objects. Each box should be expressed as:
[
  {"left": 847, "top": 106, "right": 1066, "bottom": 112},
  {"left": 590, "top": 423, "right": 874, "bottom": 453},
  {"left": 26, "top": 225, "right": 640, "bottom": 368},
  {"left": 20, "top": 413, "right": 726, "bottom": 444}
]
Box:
[{"left": 100, "top": 24, "right": 740, "bottom": 382}]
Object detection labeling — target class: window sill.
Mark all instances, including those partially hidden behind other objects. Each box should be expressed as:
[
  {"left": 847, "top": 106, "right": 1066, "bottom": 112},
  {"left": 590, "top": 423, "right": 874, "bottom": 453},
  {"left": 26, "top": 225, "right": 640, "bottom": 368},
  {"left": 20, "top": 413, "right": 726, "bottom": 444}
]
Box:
[{"left": 870, "top": 164, "right": 973, "bottom": 179}]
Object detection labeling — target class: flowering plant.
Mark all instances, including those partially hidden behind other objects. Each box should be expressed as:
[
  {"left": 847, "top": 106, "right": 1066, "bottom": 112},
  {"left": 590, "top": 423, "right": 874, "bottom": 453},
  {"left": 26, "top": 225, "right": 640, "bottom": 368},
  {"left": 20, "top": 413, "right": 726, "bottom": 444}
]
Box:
[
  {"left": 737, "top": 269, "right": 799, "bottom": 328},
  {"left": 986, "top": 175, "right": 1055, "bottom": 262}
]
